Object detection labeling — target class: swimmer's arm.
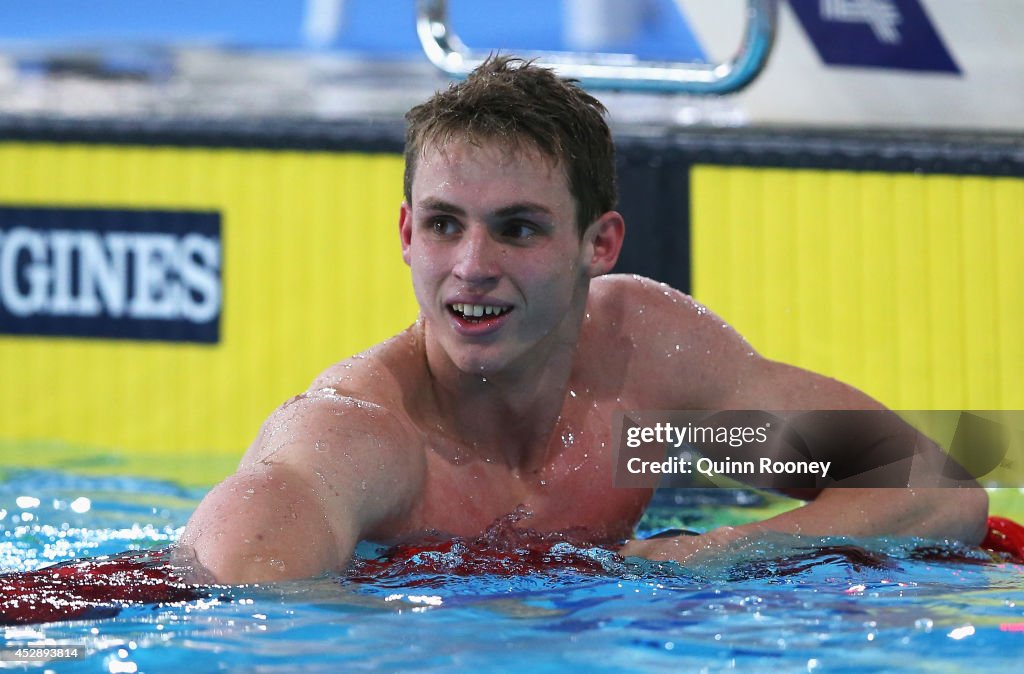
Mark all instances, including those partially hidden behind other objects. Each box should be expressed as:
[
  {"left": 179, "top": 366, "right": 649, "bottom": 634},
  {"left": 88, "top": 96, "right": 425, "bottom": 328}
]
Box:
[
  {"left": 621, "top": 474, "right": 989, "bottom": 567},
  {"left": 623, "top": 358, "right": 988, "bottom": 564},
  {"left": 178, "top": 396, "right": 422, "bottom": 584},
  {"left": 617, "top": 279, "right": 987, "bottom": 561},
  {"left": 717, "top": 357, "right": 988, "bottom": 543},
  {"left": 177, "top": 462, "right": 349, "bottom": 584}
]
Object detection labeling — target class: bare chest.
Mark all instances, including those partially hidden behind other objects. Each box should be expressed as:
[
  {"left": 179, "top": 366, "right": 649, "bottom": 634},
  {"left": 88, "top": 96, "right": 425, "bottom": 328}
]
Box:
[{"left": 390, "top": 399, "right": 651, "bottom": 543}]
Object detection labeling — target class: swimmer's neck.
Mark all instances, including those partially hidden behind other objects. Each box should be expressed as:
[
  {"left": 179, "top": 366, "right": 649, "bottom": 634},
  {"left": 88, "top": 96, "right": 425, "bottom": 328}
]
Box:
[{"left": 418, "top": 322, "right": 583, "bottom": 471}]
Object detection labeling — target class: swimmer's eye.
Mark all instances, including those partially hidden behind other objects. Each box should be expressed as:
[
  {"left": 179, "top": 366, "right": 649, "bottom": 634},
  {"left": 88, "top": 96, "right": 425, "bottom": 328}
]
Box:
[
  {"left": 501, "top": 220, "right": 541, "bottom": 241},
  {"left": 429, "top": 217, "right": 459, "bottom": 236}
]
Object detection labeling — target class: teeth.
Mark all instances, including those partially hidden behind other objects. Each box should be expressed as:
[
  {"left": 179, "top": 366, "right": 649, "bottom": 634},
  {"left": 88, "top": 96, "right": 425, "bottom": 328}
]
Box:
[{"left": 451, "top": 303, "right": 509, "bottom": 318}]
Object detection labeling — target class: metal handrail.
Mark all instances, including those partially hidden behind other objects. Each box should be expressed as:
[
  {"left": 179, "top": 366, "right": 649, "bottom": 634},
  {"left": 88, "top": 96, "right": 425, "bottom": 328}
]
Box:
[{"left": 415, "top": 0, "right": 777, "bottom": 94}]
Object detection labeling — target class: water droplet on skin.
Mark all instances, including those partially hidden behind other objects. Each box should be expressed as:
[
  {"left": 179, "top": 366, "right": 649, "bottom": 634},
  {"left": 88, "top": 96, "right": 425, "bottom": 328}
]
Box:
[
  {"left": 360, "top": 480, "right": 367, "bottom": 491},
  {"left": 539, "top": 480, "right": 547, "bottom": 486},
  {"left": 569, "top": 390, "right": 577, "bottom": 398}
]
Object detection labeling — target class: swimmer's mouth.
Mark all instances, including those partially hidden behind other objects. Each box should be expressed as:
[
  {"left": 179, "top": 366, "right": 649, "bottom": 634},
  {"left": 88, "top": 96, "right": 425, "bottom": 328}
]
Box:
[{"left": 448, "top": 303, "right": 512, "bottom": 322}]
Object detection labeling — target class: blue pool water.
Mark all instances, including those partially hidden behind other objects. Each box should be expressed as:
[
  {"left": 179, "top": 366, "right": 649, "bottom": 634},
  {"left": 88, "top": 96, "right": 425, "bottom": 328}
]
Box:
[{"left": 2, "top": 469, "right": 1023, "bottom": 672}]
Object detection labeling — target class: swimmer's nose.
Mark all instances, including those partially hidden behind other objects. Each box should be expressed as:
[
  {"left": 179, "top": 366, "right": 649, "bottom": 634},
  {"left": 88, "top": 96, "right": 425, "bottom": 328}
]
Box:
[{"left": 452, "top": 226, "right": 500, "bottom": 283}]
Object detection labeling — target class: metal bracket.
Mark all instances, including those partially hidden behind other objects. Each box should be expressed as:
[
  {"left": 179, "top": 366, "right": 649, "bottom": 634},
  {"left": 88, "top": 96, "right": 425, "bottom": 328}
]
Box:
[{"left": 415, "top": 0, "right": 777, "bottom": 94}]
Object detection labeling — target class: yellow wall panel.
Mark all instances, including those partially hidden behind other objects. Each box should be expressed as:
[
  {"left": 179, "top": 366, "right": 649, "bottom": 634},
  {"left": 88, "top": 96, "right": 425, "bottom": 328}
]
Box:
[
  {"left": 692, "top": 165, "right": 1023, "bottom": 410},
  {"left": 0, "top": 142, "right": 417, "bottom": 478}
]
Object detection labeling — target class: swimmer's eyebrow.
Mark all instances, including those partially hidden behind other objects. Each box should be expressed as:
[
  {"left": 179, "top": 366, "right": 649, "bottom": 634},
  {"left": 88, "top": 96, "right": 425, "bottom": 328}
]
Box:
[
  {"left": 417, "top": 198, "right": 554, "bottom": 218},
  {"left": 418, "top": 198, "right": 465, "bottom": 215},
  {"left": 494, "top": 203, "right": 554, "bottom": 218}
]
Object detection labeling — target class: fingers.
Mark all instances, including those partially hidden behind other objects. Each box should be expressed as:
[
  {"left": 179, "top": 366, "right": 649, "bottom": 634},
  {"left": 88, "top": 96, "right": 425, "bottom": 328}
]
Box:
[
  {"left": 619, "top": 526, "right": 748, "bottom": 564},
  {"left": 619, "top": 534, "right": 701, "bottom": 562}
]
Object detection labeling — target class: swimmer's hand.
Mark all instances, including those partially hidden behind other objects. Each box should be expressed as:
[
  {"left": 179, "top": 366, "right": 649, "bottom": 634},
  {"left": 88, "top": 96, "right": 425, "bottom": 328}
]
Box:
[{"left": 618, "top": 526, "right": 761, "bottom": 566}]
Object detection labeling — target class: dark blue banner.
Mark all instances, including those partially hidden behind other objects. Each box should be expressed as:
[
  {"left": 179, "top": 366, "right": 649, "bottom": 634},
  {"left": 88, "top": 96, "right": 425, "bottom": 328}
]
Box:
[
  {"left": 0, "top": 207, "right": 222, "bottom": 343},
  {"left": 789, "top": 0, "right": 959, "bottom": 74}
]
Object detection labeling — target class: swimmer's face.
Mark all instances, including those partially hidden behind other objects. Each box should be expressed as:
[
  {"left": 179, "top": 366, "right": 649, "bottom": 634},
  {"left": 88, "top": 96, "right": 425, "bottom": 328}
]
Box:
[{"left": 400, "top": 138, "right": 621, "bottom": 376}]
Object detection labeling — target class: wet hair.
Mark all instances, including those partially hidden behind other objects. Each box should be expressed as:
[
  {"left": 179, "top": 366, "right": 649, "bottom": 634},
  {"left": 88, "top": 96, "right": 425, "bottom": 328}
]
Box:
[{"left": 404, "top": 55, "right": 617, "bottom": 236}]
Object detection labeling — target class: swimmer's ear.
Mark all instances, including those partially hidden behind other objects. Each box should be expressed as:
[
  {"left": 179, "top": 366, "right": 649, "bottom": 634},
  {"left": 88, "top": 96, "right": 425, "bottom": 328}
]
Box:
[
  {"left": 583, "top": 211, "right": 625, "bottom": 277},
  {"left": 399, "top": 201, "right": 413, "bottom": 266}
]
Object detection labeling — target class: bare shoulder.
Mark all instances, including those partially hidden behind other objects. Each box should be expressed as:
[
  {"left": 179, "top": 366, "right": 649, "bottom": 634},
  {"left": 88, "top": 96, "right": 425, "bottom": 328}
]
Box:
[
  {"left": 589, "top": 274, "right": 715, "bottom": 325},
  {"left": 307, "top": 327, "right": 422, "bottom": 402},
  {"left": 587, "top": 274, "right": 883, "bottom": 411},
  {"left": 180, "top": 330, "right": 428, "bottom": 583},
  {"left": 245, "top": 327, "right": 423, "bottom": 466},
  {"left": 242, "top": 329, "right": 428, "bottom": 523},
  {"left": 586, "top": 274, "right": 758, "bottom": 407},
  {"left": 242, "top": 386, "right": 420, "bottom": 472}
]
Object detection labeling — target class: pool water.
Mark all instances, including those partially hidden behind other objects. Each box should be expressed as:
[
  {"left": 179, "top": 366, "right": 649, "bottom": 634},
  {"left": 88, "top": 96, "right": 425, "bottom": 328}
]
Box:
[{"left": 2, "top": 469, "right": 1023, "bottom": 672}]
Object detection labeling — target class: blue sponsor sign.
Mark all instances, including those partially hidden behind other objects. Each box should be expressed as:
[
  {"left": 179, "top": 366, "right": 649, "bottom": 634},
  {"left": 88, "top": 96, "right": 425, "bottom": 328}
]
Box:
[
  {"left": 789, "top": 0, "right": 959, "bottom": 74},
  {"left": 0, "top": 207, "right": 222, "bottom": 343}
]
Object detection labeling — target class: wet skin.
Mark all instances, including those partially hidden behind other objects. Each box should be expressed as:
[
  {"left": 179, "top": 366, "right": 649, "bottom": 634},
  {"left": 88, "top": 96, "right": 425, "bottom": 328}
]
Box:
[{"left": 179, "top": 140, "right": 988, "bottom": 584}]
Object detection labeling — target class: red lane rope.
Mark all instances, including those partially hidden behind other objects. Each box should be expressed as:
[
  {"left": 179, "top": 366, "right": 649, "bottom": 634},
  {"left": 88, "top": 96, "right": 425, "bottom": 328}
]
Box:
[
  {"left": 347, "top": 508, "right": 611, "bottom": 583},
  {"left": 347, "top": 535, "right": 608, "bottom": 583},
  {"left": 0, "top": 549, "right": 206, "bottom": 625},
  {"left": 3, "top": 516, "right": 1022, "bottom": 625},
  {"left": 982, "top": 516, "right": 1024, "bottom": 563}
]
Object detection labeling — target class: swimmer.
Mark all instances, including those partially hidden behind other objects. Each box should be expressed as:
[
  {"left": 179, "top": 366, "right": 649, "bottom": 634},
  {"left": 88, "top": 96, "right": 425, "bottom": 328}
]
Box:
[{"left": 179, "top": 56, "right": 988, "bottom": 584}]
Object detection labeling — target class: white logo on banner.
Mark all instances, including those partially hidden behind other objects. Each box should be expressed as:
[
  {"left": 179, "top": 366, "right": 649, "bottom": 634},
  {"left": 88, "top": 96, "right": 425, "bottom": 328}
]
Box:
[
  {"left": 820, "top": 0, "right": 903, "bottom": 45},
  {"left": 0, "top": 227, "right": 221, "bottom": 323}
]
